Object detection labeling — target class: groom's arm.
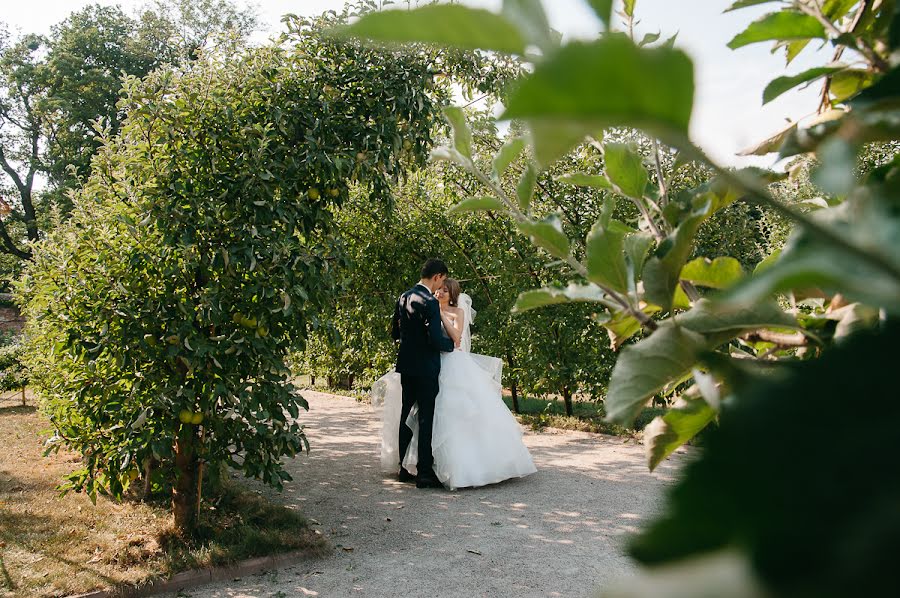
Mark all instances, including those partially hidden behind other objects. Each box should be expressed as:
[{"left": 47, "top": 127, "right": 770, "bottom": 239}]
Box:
[{"left": 425, "top": 299, "right": 454, "bottom": 353}]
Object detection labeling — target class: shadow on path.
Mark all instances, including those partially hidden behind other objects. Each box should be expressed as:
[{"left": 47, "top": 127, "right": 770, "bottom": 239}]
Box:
[{"left": 166, "top": 391, "right": 688, "bottom": 598}]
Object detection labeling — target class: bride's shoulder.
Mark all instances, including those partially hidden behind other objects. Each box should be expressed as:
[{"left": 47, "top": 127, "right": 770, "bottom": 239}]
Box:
[{"left": 451, "top": 306, "right": 465, "bottom": 318}]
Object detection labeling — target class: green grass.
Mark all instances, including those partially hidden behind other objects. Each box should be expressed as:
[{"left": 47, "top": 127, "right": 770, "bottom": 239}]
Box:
[
  {"left": 501, "top": 394, "right": 667, "bottom": 436},
  {"left": 157, "top": 476, "right": 328, "bottom": 573},
  {"left": 0, "top": 404, "right": 326, "bottom": 597}
]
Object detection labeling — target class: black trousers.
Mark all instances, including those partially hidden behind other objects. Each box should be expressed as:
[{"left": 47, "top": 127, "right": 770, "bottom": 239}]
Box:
[{"left": 398, "top": 373, "right": 439, "bottom": 477}]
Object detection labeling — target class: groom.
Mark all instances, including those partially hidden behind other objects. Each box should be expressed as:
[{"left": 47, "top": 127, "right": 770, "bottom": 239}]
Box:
[{"left": 391, "top": 258, "right": 456, "bottom": 489}]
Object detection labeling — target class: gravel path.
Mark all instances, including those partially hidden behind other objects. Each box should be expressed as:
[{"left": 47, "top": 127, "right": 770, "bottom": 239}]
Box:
[{"left": 166, "top": 391, "right": 686, "bottom": 598}]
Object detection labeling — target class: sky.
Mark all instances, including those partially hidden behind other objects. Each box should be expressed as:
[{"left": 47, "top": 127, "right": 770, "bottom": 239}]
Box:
[{"left": 3, "top": 0, "right": 827, "bottom": 166}]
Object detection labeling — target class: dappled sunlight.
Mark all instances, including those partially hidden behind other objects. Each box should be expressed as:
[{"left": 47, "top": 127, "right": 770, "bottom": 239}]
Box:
[{"left": 177, "top": 391, "right": 686, "bottom": 598}]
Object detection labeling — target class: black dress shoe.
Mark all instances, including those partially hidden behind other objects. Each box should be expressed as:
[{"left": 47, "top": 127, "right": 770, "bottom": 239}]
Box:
[
  {"left": 398, "top": 467, "right": 416, "bottom": 483},
  {"left": 416, "top": 475, "right": 443, "bottom": 489}
]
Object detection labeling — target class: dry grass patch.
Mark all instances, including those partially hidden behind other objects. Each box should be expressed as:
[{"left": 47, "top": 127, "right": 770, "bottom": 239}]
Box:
[{"left": 0, "top": 403, "right": 327, "bottom": 598}]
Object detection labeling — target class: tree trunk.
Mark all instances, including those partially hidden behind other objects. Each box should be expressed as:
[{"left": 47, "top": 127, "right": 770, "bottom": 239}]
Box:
[
  {"left": 509, "top": 378, "right": 520, "bottom": 414},
  {"left": 347, "top": 374, "right": 355, "bottom": 390},
  {"left": 172, "top": 426, "right": 198, "bottom": 535},
  {"left": 505, "top": 350, "right": 520, "bottom": 414},
  {"left": 562, "top": 386, "right": 573, "bottom": 417},
  {"left": 143, "top": 458, "right": 155, "bottom": 499}
]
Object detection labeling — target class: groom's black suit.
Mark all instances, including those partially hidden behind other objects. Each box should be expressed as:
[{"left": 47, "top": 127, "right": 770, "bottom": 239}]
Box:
[{"left": 391, "top": 283, "right": 454, "bottom": 479}]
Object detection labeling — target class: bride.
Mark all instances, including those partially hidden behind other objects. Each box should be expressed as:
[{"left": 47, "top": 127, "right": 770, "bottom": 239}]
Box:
[{"left": 373, "top": 278, "right": 537, "bottom": 490}]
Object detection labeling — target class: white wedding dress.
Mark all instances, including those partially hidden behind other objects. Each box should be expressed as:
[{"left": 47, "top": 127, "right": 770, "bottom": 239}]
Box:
[{"left": 372, "top": 294, "right": 536, "bottom": 490}]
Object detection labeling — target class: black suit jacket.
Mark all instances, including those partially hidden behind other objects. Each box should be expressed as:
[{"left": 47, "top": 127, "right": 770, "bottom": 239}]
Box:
[{"left": 392, "top": 284, "right": 454, "bottom": 377}]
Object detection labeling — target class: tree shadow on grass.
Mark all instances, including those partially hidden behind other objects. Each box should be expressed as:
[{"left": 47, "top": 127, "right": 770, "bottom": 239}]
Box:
[
  {"left": 0, "top": 471, "right": 123, "bottom": 595},
  {"left": 0, "top": 404, "right": 37, "bottom": 417}
]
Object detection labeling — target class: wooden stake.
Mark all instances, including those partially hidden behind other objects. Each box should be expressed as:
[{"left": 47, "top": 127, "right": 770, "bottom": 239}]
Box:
[{"left": 196, "top": 425, "right": 205, "bottom": 517}]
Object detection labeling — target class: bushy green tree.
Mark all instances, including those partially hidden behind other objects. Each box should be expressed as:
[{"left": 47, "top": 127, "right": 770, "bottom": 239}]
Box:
[{"left": 18, "top": 26, "right": 442, "bottom": 533}]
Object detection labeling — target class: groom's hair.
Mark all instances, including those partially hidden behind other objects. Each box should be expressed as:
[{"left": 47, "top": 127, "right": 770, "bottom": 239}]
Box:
[{"left": 420, "top": 258, "right": 449, "bottom": 279}]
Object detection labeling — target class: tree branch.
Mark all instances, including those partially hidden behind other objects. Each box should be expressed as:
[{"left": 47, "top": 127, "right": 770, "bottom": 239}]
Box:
[
  {"left": 0, "top": 145, "right": 28, "bottom": 196},
  {"left": 797, "top": 0, "right": 888, "bottom": 73},
  {"left": 742, "top": 329, "right": 808, "bottom": 347},
  {"left": 0, "top": 219, "right": 31, "bottom": 260}
]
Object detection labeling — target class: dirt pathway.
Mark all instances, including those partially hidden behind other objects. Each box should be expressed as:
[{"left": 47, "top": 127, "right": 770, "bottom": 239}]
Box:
[{"left": 164, "top": 391, "right": 686, "bottom": 598}]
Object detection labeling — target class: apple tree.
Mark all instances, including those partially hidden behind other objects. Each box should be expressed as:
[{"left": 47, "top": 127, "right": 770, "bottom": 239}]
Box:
[{"left": 18, "top": 25, "right": 444, "bottom": 533}]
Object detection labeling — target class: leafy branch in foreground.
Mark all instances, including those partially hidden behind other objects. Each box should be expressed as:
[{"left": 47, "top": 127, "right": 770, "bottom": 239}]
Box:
[{"left": 345, "top": 0, "right": 900, "bottom": 594}]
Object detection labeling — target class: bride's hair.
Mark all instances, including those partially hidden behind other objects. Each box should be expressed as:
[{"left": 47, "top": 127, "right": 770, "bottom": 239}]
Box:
[{"left": 444, "top": 278, "right": 461, "bottom": 307}]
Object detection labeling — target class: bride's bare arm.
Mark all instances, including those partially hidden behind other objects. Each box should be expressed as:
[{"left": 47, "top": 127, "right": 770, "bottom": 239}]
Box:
[{"left": 441, "top": 309, "right": 464, "bottom": 346}]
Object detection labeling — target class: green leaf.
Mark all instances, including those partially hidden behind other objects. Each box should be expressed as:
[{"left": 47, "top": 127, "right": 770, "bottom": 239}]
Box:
[
  {"left": 430, "top": 145, "right": 470, "bottom": 167},
  {"left": 503, "top": 37, "right": 695, "bottom": 140},
  {"left": 639, "top": 32, "right": 661, "bottom": 47},
  {"left": 604, "top": 143, "right": 649, "bottom": 198},
  {"left": 849, "top": 66, "right": 900, "bottom": 110},
  {"left": 643, "top": 202, "right": 711, "bottom": 311},
  {"left": 586, "top": 218, "right": 629, "bottom": 293},
  {"left": 675, "top": 299, "right": 798, "bottom": 336},
  {"left": 623, "top": 0, "right": 637, "bottom": 17},
  {"left": 517, "top": 162, "right": 538, "bottom": 212},
  {"left": 556, "top": 172, "right": 612, "bottom": 189},
  {"left": 727, "top": 12, "right": 827, "bottom": 49},
  {"left": 587, "top": 0, "right": 614, "bottom": 28},
  {"left": 644, "top": 396, "right": 717, "bottom": 471},
  {"left": 339, "top": 5, "right": 527, "bottom": 55},
  {"left": 754, "top": 248, "right": 782, "bottom": 274},
  {"left": 823, "top": 0, "right": 861, "bottom": 20},
  {"left": 513, "top": 289, "right": 569, "bottom": 312},
  {"left": 599, "top": 303, "right": 661, "bottom": 350},
  {"left": 449, "top": 196, "right": 505, "bottom": 214},
  {"left": 600, "top": 196, "right": 619, "bottom": 228},
  {"left": 725, "top": 0, "right": 780, "bottom": 11},
  {"left": 785, "top": 39, "right": 810, "bottom": 64},
  {"left": 829, "top": 69, "right": 874, "bottom": 103},
  {"left": 763, "top": 66, "right": 845, "bottom": 104},
  {"left": 606, "top": 323, "right": 709, "bottom": 425},
  {"left": 528, "top": 120, "right": 587, "bottom": 169},
  {"left": 502, "top": 0, "right": 553, "bottom": 51},
  {"left": 625, "top": 231, "right": 655, "bottom": 285},
  {"left": 737, "top": 121, "right": 797, "bottom": 156},
  {"left": 513, "top": 283, "right": 607, "bottom": 313},
  {"left": 443, "top": 106, "right": 473, "bottom": 159},
  {"left": 680, "top": 257, "right": 745, "bottom": 289},
  {"left": 517, "top": 214, "right": 571, "bottom": 259},
  {"left": 812, "top": 137, "right": 857, "bottom": 196},
  {"left": 492, "top": 137, "right": 527, "bottom": 179}
]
